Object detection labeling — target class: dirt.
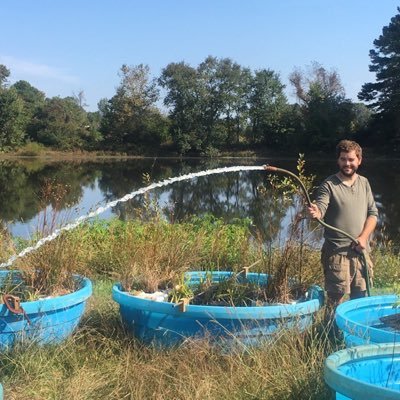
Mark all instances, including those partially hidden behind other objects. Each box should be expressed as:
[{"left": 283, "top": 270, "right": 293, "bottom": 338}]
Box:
[{"left": 379, "top": 313, "right": 400, "bottom": 331}]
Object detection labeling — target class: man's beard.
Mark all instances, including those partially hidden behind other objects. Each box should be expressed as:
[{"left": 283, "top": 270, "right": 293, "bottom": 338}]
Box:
[{"left": 340, "top": 166, "right": 358, "bottom": 177}]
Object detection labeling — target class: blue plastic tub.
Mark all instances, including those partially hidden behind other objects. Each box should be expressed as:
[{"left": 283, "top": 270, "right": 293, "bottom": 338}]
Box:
[
  {"left": 0, "top": 271, "right": 92, "bottom": 348},
  {"left": 335, "top": 295, "right": 400, "bottom": 347},
  {"left": 325, "top": 343, "right": 400, "bottom": 400},
  {"left": 113, "top": 271, "right": 324, "bottom": 347}
]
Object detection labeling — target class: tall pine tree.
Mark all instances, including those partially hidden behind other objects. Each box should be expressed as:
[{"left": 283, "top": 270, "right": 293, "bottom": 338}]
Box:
[{"left": 358, "top": 7, "right": 400, "bottom": 147}]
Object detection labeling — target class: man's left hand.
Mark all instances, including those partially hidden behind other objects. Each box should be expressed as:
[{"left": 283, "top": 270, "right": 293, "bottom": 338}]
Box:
[{"left": 354, "top": 236, "right": 367, "bottom": 252}]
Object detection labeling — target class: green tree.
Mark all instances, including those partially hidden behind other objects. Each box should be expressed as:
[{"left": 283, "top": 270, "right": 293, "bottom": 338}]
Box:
[
  {"left": 351, "top": 103, "right": 372, "bottom": 135},
  {"left": 12, "top": 80, "right": 45, "bottom": 112},
  {"left": 0, "top": 64, "right": 10, "bottom": 88},
  {"left": 97, "top": 98, "right": 108, "bottom": 116},
  {"left": 32, "top": 96, "right": 95, "bottom": 150},
  {"left": 11, "top": 80, "right": 46, "bottom": 141},
  {"left": 100, "top": 64, "right": 167, "bottom": 151},
  {"left": 0, "top": 66, "right": 27, "bottom": 150},
  {"left": 248, "top": 69, "right": 289, "bottom": 146},
  {"left": 0, "top": 88, "right": 26, "bottom": 150},
  {"left": 196, "top": 56, "right": 227, "bottom": 152},
  {"left": 358, "top": 7, "right": 400, "bottom": 147},
  {"left": 202, "top": 57, "right": 251, "bottom": 147},
  {"left": 160, "top": 57, "right": 253, "bottom": 154},
  {"left": 289, "top": 62, "right": 354, "bottom": 150},
  {"left": 159, "top": 61, "right": 201, "bottom": 154}
]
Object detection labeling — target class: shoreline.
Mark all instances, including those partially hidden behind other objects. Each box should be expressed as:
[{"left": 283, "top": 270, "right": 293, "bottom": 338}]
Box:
[{"left": 0, "top": 144, "right": 399, "bottom": 162}]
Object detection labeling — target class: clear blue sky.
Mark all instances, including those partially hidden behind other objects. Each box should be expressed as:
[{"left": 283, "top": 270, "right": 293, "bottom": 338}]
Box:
[{"left": 1, "top": 1, "right": 399, "bottom": 111}]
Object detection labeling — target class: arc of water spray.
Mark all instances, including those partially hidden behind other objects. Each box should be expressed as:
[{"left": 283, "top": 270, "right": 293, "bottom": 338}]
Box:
[{"left": 0, "top": 165, "right": 265, "bottom": 269}]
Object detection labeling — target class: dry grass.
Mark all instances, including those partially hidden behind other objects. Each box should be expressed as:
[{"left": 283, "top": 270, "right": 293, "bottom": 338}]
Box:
[
  {"left": 2, "top": 213, "right": 324, "bottom": 303},
  {"left": 0, "top": 216, "right": 336, "bottom": 399},
  {"left": 0, "top": 225, "right": 16, "bottom": 263},
  {"left": 0, "top": 280, "right": 336, "bottom": 400},
  {"left": 0, "top": 155, "right": 396, "bottom": 399},
  {"left": 1, "top": 215, "right": 260, "bottom": 300}
]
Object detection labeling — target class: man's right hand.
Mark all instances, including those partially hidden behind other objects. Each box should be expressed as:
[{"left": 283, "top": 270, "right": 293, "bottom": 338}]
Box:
[{"left": 307, "top": 203, "right": 321, "bottom": 220}]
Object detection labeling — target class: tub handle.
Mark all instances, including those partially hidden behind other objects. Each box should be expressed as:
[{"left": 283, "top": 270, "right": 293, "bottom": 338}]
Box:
[
  {"left": 176, "top": 298, "right": 190, "bottom": 312},
  {"left": 2, "top": 294, "right": 31, "bottom": 325}
]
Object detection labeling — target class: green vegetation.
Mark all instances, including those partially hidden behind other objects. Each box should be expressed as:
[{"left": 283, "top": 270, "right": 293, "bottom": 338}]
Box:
[
  {"left": 0, "top": 280, "right": 335, "bottom": 400},
  {"left": 359, "top": 7, "right": 400, "bottom": 149},
  {"left": 5, "top": 217, "right": 267, "bottom": 299},
  {"left": 1, "top": 6, "right": 400, "bottom": 395},
  {"left": 4, "top": 214, "right": 322, "bottom": 304},
  {"left": 0, "top": 217, "right": 396, "bottom": 398},
  {"left": 1, "top": 7, "right": 399, "bottom": 156},
  {"left": 0, "top": 215, "right": 399, "bottom": 398}
]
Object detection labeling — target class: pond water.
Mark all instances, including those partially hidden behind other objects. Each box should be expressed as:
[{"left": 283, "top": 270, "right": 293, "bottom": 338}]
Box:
[{"left": 0, "top": 156, "right": 399, "bottom": 245}]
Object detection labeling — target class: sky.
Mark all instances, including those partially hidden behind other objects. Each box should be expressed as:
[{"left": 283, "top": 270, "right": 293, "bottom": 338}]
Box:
[{"left": 1, "top": 1, "right": 399, "bottom": 111}]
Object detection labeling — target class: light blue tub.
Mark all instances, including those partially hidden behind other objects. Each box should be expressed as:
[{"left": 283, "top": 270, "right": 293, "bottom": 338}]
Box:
[
  {"left": 335, "top": 295, "right": 400, "bottom": 346},
  {"left": 325, "top": 343, "right": 400, "bottom": 400},
  {"left": 113, "top": 271, "right": 324, "bottom": 347},
  {"left": 0, "top": 271, "right": 92, "bottom": 348}
]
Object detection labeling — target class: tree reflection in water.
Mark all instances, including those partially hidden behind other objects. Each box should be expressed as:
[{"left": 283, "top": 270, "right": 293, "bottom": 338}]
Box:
[{"left": 0, "top": 157, "right": 399, "bottom": 245}]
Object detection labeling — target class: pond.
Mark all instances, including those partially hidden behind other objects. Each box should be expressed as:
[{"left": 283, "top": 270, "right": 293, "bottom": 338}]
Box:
[{"left": 0, "top": 156, "right": 399, "bottom": 245}]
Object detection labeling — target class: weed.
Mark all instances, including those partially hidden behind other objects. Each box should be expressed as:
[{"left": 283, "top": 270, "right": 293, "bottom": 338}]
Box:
[
  {"left": 1, "top": 179, "right": 84, "bottom": 299},
  {"left": 260, "top": 155, "right": 320, "bottom": 303},
  {"left": 0, "top": 223, "right": 15, "bottom": 263},
  {"left": 168, "top": 274, "right": 194, "bottom": 303},
  {"left": 191, "top": 274, "right": 268, "bottom": 306},
  {"left": 372, "top": 242, "right": 400, "bottom": 288},
  {"left": 35, "top": 178, "right": 72, "bottom": 237}
]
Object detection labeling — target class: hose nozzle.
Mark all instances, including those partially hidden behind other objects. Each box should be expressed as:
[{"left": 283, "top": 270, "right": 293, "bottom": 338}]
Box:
[{"left": 263, "top": 165, "right": 278, "bottom": 172}]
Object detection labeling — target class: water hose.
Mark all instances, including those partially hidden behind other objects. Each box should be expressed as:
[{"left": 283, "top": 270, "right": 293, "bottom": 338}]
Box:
[{"left": 264, "top": 165, "right": 371, "bottom": 297}]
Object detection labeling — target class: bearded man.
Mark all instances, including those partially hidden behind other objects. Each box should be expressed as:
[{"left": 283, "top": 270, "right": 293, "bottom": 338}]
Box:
[{"left": 307, "top": 140, "right": 378, "bottom": 309}]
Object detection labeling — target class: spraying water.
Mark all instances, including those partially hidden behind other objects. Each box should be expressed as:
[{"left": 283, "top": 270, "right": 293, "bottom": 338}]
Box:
[{"left": 0, "top": 165, "right": 265, "bottom": 269}]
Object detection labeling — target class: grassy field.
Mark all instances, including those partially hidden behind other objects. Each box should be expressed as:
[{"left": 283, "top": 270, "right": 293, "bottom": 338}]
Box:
[
  {"left": 0, "top": 217, "right": 398, "bottom": 399},
  {"left": 0, "top": 280, "right": 337, "bottom": 400}
]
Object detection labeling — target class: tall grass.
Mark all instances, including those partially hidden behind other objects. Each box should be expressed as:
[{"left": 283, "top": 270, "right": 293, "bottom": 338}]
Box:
[
  {"left": 2, "top": 215, "right": 261, "bottom": 299},
  {"left": 0, "top": 155, "right": 398, "bottom": 398},
  {"left": 0, "top": 224, "right": 15, "bottom": 263},
  {"left": 1, "top": 216, "right": 399, "bottom": 398},
  {"left": 0, "top": 280, "right": 336, "bottom": 400},
  {"left": 371, "top": 243, "right": 400, "bottom": 290},
  {"left": 9, "top": 215, "right": 323, "bottom": 302}
]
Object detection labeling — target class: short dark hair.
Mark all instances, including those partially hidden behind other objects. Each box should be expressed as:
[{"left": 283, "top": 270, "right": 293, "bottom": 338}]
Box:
[{"left": 336, "top": 140, "right": 362, "bottom": 159}]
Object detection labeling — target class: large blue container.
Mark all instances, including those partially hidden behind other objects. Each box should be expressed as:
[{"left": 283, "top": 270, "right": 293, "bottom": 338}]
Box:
[
  {"left": 0, "top": 271, "right": 92, "bottom": 348},
  {"left": 325, "top": 343, "right": 400, "bottom": 400},
  {"left": 335, "top": 295, "right": 400, "bottom": 346},
  {"left": 113, "top": 271, "right": 324, "bottom": 347}
]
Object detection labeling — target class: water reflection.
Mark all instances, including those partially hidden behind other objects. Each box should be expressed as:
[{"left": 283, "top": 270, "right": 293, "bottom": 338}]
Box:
[{"left": 1, "top": 157, "right": 399, "bottom": 243}]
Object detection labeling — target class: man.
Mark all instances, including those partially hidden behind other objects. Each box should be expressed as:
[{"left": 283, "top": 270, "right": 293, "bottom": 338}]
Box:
[{"left": 308, "top": 140, "right": 378, "bottom": 308}]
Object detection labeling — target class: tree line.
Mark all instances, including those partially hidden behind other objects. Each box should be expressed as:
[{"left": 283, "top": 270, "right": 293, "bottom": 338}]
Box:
[{"left": 1, "top": 7, "right": 399, "bottom": 155}]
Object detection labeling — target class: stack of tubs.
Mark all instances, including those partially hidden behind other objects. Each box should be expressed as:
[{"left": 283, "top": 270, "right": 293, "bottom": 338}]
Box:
[{"left": 324, "top": 295, "right": 400, "bottom": 399}]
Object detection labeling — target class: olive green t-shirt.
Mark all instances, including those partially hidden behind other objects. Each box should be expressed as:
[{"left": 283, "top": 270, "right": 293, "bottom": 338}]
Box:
[{"left": 315, "top": 174, "right": 378, "bottom": 253}]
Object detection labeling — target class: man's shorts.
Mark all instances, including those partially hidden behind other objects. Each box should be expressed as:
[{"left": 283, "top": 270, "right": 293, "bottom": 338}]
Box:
[{"left": 321, "top": 248, "right": 373, "bottom": 295}]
